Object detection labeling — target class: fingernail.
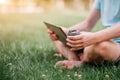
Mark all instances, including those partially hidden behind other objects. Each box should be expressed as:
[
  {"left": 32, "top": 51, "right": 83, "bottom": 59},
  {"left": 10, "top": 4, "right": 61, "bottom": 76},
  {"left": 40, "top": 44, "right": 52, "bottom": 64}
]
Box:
[{"left": 66, "top": 39, "right": 68, "bottom": 41}]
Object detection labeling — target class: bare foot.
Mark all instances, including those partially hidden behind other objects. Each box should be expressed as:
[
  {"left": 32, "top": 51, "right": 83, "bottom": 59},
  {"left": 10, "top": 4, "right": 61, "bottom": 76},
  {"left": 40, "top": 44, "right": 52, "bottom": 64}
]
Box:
[{"left": 55, "top": 60, "right": 82, "bottom": 70}]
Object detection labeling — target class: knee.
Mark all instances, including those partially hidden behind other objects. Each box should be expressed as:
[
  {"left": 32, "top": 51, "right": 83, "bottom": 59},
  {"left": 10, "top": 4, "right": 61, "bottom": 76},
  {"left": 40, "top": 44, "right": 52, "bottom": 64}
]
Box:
[
  {"left": 93, "top": 41, "right": 111, "bottom": 54},
  {"left": 84, "top": 42, "right": 109, "bottom": 63},
  {"left": 84, "top": 42, "right": 109, "bottom": 55}
]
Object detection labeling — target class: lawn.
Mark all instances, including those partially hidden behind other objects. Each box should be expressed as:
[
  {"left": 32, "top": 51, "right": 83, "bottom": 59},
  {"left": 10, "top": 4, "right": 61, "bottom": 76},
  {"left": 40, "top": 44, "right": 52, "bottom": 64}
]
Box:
[{"left": 0, "top": 12, "right": 119, "bottom": 80}]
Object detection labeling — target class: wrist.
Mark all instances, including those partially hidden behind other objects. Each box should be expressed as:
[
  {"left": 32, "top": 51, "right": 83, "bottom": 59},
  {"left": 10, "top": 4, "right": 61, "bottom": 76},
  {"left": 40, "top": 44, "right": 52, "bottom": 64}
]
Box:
[
  {"left": 91, "top": 33, "right": 101, "bottom": 44},
  {"left": 94, "top": 32, "right": 106, "bottom": 43}
]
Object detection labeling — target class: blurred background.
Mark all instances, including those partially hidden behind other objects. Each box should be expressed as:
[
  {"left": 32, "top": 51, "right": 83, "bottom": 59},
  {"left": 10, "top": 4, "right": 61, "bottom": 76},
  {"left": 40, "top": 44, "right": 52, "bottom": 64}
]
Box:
[
  {"left": 0, "top": 0, "right": 94, "bottom": 13},
  {"left": 0, "top": 1, "right": 114, "bottom": 80}
]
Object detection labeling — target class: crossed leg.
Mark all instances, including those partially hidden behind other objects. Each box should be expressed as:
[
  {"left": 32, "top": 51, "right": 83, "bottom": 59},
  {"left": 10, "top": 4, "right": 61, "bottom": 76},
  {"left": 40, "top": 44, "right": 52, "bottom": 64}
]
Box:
[
  {"left": 83, "top": 40, "right": 120, "bottom": 64},
  {"left": 53, "top": 41, "right": 80, "bottom": 61},
  {"left": 53, "top": 40, "right": 120, "bottom": 70},
  {"left": 53, "top": 41, "right": 82, "bottom": 70}
]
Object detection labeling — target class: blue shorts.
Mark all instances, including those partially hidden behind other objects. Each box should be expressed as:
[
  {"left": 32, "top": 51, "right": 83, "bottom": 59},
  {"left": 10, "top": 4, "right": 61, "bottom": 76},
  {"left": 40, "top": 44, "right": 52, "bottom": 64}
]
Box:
[{"left": 112, "top": 38, "right": 120, "bottom": 44}]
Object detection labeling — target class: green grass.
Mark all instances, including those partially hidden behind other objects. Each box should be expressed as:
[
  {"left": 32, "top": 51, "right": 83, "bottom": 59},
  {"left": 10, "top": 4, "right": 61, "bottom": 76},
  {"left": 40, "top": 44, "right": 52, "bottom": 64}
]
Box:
[{"left": 0, "top": 12, "right": 119, "bottom": 80}]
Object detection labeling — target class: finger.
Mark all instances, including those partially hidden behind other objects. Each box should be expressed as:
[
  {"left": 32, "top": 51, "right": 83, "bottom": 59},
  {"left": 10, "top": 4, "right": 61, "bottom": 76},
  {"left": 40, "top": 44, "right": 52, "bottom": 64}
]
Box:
[
  {"left": 52, "top": 34, "right": 58, "bottom": 40},
  {"left": 70, "top": 47, "right": 83, "bottom": 51},
  {"left": 66, "top": 42, "right": 83, "bottom": 48},
  {"left": 48, "top": 33, "right": 53, "bottom": 38},
  {"left": 48, "top": 33, "right": 57, "bottom": 40},
  {"left": 67, "top": 35, "right": 82, "bottom": 40},
  {"left": 66, "top": 38, "right": 83, "bottom": 44},
  {"left": 52, "top": 34, "right": 58, "bottom": 39},
  {"left": 48, "top": 29, "right": 54, "bottom": 34}
]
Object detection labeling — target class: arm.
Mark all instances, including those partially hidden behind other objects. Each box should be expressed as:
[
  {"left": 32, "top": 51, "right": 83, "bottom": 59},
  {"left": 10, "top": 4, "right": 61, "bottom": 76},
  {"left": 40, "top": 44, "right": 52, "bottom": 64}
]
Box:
[
  {"left": 69, "top": 9, "right": 101, "bottom": 31},
  {"left": 66, "top": 23, "right": 120, "bottom": 51},
  {"left": 48, "top": 8, "right": 100, "bottom": 42},
  {"left": 95, "top": 23, "right": 120, "bottom": 42}
]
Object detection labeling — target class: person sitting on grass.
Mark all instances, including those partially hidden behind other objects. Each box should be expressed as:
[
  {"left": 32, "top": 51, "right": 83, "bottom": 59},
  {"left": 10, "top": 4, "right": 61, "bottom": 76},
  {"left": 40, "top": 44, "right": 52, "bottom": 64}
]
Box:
[{"left": 48, "top": 0, "right": 120, "bottom": 70}]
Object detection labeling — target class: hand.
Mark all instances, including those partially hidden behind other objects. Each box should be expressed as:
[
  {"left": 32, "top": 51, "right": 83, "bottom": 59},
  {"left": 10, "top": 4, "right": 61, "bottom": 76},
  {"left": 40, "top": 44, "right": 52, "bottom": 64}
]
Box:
[
  {"left": 66, "top": 32, "right": 97, "bottom": 51},
  {"left": 48, "top": 29, "right": 58, "bottom": 41},
  {"left": 48, "top": 27, "right": 68, "bottom": 41}
]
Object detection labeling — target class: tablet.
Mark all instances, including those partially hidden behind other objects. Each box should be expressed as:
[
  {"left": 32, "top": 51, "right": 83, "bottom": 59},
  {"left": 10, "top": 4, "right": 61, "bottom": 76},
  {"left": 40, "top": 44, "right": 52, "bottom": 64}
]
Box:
[{"left": 44, "top": 22, "right": 67, "bottom": 43}]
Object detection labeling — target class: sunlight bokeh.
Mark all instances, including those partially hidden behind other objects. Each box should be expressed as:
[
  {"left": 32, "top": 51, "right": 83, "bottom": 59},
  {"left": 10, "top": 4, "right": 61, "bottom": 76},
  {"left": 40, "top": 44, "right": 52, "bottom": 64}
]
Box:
[
  {"left": 0, "top": 0, "right": 7, "bottom": 4},
  {"left": 0, "top": 0, "right": 94, "bottom": 13}
]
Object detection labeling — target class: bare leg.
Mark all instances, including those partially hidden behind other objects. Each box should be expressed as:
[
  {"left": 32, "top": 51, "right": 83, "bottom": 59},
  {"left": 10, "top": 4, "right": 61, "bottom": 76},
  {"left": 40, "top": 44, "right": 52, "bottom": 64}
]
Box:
[
  {"left": 53, "top": 40, "right": 79, "bottom": 61},
  {"left": 82, "top": 40, "right": 120, "bottom": 65},
  {"left": 53, "top": 41, "right": 83, "bottom": 70},
  {"left": 53, "top": 40, "right": 120, "bottom": 69}
]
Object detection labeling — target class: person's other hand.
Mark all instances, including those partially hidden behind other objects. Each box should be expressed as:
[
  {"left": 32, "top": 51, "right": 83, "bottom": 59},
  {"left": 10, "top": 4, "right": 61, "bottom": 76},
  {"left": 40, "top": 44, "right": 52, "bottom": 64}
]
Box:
[{"left": 66, "top": 32, "right": 97, "bottom": 51}]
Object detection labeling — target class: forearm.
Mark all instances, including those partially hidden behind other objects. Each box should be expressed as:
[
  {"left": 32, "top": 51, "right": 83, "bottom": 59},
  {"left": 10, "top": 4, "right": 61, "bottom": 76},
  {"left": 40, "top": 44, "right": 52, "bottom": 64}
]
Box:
[
  {"left": 95, "top": 23, "right": 120, "bottom": 42},
  {"left": 69, "top": 9, "right": 100, "bottom": 32},
  {"left": 69, "top": 21, "right": 93, "bottom": 31}
]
